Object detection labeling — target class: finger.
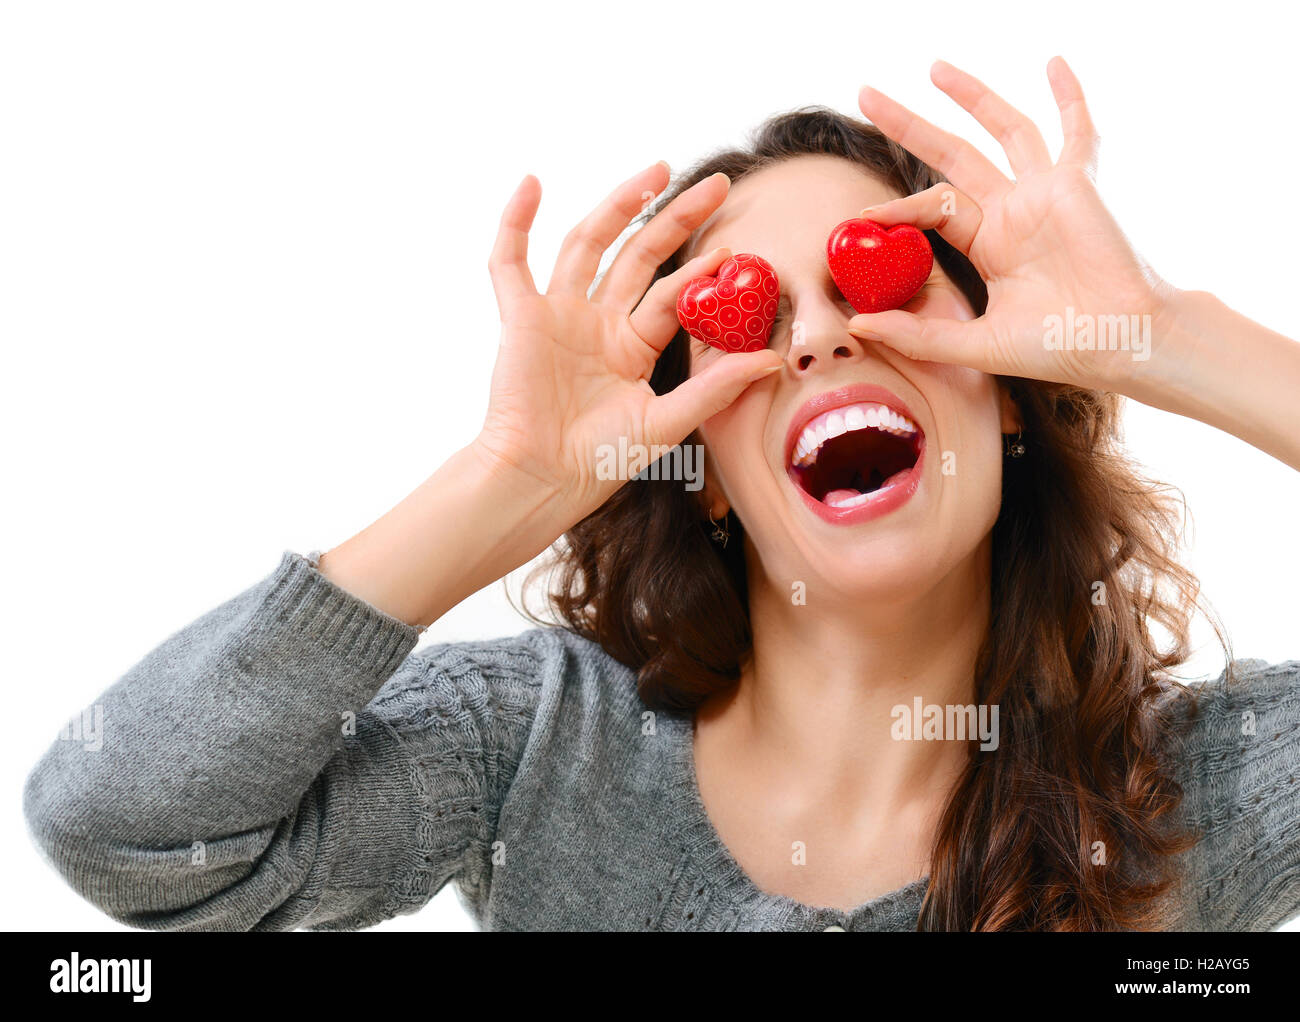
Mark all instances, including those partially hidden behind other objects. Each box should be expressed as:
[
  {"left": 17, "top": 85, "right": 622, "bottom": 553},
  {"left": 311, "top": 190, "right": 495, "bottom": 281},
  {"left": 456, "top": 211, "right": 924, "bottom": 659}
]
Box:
[
  {"left": 1047, "top": 56, "right": 1100, "bottom": 176},
  {"left": 857, "top": 181, "right": 984, "bottom": 263},
  {"left": 929, "top": 60, "right": 1053, "bottom": 178},
  {"left": 627, "top": 245, "right": 734, "bottom": 354},
  {"left": 846, "top": 310, "right": 997, "bottom": 372},
  {"left": 591, "top": 172, "right": 731, "bottom": 312},
  {"left": 644, "top": 351, "right": 783, "bottom": 447},
  {"left": 488, "top": 174, "right": 542, "bottom": 312},
  {"left": 858, "top": 85, "right": 1008, "bottom": 204},
  {"left": 546, "top": 161, "right": 670, "bottom": 297}
]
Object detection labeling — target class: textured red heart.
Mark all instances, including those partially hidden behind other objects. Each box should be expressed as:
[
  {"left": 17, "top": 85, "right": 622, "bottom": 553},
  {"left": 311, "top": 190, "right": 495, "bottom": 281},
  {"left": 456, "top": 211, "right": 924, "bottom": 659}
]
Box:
[
  {"left": 676, "top": 253, "right": 779, "bottom": 353},
  {"left": 826, "top": 218, "right": 933, "bottom": 314}
]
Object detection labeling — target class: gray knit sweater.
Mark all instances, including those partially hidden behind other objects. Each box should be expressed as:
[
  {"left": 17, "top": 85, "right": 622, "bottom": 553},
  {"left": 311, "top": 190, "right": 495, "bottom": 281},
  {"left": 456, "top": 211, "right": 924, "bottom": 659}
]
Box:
[{"left": 22, "top": 550, "right": 1300, "bottom": 931}]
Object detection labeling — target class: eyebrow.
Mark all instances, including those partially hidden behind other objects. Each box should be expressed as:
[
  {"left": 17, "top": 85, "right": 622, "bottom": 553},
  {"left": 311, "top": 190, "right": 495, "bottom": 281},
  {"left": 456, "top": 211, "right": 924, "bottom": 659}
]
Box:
[{"left": 686, "top": 210, "right": 734, "bottom": 262}]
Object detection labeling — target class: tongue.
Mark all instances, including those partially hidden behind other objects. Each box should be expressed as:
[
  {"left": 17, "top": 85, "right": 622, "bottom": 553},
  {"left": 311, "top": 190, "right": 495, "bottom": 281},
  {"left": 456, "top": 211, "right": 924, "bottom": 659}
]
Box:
[
  {"left": 821, "top": 468, "right": 911, "bottom": 508},
  {"left": 824, "top": 488, "right": 868, "bottom": 507}
]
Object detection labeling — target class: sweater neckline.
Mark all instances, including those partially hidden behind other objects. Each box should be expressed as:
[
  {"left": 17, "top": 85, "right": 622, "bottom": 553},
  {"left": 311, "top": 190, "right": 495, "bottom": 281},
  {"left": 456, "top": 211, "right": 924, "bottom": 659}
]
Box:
[{"left": 662, "top": 710, "right": 930, "bottom": 929}]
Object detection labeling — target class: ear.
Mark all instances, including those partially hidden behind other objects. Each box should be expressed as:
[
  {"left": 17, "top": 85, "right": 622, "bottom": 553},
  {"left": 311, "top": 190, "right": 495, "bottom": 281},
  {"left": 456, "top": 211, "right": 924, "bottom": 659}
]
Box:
[
  {"left": 697, "top": 488, "right": 731, "bottom": 521},
  {"left": 695, "top": 437, "right": 731, "bottom": 520},
  {"left": 996, "top": 384, "right": 1023, "bottom": 435}
]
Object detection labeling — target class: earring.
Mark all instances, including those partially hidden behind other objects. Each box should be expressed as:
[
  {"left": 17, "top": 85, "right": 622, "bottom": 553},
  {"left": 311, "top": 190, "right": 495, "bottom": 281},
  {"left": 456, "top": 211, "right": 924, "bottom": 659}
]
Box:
[
  {"left": 1004, "top": 429, "right": 1026, "bottom": 459},
  {"left": 708, "top": 509, "right": 730, "bottom": 548}
]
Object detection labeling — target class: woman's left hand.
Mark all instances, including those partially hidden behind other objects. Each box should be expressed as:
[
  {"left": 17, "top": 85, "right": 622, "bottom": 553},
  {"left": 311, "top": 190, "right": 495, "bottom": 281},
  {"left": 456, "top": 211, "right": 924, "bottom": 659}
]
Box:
[{"left": 848, "top": 57, "right": 1176, "bottom": 394}]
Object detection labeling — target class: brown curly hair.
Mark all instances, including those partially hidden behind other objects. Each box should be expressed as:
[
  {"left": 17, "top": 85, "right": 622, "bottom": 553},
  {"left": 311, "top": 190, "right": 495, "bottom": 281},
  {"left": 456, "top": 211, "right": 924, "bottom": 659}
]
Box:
[{"left": 522, "top": 106, "right": 1228, "bottom": 930}]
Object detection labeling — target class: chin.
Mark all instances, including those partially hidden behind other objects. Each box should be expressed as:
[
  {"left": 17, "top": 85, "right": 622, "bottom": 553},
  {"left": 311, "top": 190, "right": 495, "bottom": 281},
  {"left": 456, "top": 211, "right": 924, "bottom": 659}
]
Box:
[
  {"left": 796, "top": 529, "right": 953, "bottom": 604},
  {"left": 742, "top": 476, "right": 998, "bottom": 607}
]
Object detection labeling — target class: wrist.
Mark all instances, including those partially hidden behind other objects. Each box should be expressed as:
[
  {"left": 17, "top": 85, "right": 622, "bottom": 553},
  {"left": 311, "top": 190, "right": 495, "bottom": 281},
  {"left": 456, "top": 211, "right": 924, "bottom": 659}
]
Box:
[
  {"left": 426, "top": 438, "right": 582, "bottom": 590},
  {"left": 458, "top": 438, "right": 583, "bottom": 558},
  {"left": 318, "top": 443, "right": 580, "bottom": 631},
  {"left": 1117, "top": 282, "right": 1214, "bottom": 413},
  {"left": 1121, "top": 285, "right": 1300, "bottom": 469},
  {"left": 463, "top": 436, "right": 565, "bottom": 514}
]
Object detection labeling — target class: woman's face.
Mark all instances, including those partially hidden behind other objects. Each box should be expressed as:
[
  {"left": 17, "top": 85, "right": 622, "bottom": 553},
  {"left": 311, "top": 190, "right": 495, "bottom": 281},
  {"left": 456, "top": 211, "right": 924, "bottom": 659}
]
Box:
[{"left": 689, "top": 154, "right": 1018, "bottom": 604}]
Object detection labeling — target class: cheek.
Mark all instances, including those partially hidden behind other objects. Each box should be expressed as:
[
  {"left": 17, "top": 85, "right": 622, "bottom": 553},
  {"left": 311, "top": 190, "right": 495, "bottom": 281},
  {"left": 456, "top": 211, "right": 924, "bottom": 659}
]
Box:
[
  {"left": 932, "top": 364, "right": 1003, "bottom": 436},
  {"left": 690, "top": 340, "right": 773, "bottom": 434},
  {"left": 695, "top": 377, "right": 775, "bottom": 504},
  {"left": 912, "top": 286, "right": 976, "bottom": 322},
  {"left": 697, "top": 392, "right": 763, "bottom": 474},
  {"left": 930, "top": 366, "right": 1005, "bottom": 526}
]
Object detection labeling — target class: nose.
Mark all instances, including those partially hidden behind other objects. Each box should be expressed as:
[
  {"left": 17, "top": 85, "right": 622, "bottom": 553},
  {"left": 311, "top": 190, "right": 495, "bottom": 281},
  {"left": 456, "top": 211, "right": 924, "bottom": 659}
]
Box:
[{"left": 783, "top": 310, "right": 866, "bottom": 375}]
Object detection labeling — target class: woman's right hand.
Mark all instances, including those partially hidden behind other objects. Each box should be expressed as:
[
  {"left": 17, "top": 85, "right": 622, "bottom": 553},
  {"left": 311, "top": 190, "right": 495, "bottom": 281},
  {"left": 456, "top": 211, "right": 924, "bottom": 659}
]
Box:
[{"left": 475, "top": 163, "right": 783, "bottom": 520}]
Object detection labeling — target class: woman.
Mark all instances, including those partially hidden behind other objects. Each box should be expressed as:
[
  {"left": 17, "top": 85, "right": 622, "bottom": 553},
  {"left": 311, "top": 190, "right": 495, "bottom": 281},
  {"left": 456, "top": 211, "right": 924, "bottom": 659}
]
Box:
[{"left": 24, "top": 58, "right": 1300, "bottom": 930}]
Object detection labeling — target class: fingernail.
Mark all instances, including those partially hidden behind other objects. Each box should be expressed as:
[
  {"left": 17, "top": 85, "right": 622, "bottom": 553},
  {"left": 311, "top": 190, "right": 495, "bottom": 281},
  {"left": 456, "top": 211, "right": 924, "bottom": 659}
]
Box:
[
  {"left": 656, "top": 160, "right": 671, "bottom": 174},
  {"left": 859, "top": 205, "right": 881, "bottom": 217}
]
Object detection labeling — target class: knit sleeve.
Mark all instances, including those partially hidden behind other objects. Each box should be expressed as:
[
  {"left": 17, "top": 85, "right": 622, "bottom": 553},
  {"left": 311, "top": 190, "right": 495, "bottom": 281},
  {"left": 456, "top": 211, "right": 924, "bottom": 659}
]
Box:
[
  {"left": 1164, "top": 657, "right": 1300, "bottom": 931},
  {"left": 22, "top": 550, "right": 548, "bottom": 931}
]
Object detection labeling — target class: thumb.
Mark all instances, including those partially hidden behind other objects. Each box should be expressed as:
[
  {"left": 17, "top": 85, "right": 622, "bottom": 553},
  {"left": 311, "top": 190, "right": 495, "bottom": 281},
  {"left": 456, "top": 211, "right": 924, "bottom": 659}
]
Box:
[
  {"left": 847, "top": 310, "right": 993, "bottom": 370},
  {"left": 644, "top": 350, "right": 783, "bottom": 446},
  {"left": 857, "top": 181, "right": 984, "bottom": 268}
]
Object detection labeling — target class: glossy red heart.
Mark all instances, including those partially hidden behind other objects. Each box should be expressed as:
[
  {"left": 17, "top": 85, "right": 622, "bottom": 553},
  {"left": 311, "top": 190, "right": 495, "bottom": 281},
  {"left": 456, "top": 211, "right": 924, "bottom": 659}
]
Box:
[
  {"left": 676, "top": 253, "right": 779, "bottom": 353},
  {"left": 826, "top": 218, "right": 933, "bottom": 314}
]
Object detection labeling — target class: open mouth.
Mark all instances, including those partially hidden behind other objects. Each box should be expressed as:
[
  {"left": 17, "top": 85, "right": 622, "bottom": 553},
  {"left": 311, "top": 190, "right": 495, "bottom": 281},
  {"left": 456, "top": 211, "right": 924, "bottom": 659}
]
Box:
[{"left": 787, "top": 401, "right": 924, "bottom": 511}]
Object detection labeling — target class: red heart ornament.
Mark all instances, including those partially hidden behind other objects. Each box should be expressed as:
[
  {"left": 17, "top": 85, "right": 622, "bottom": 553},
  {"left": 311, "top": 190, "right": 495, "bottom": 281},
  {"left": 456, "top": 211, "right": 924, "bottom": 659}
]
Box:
[
  {"left": 676, "top": 253, "right": 779, "bottom": 352},
  {"left": 826, "top": 218, "right": 933, "bottom": 314}
]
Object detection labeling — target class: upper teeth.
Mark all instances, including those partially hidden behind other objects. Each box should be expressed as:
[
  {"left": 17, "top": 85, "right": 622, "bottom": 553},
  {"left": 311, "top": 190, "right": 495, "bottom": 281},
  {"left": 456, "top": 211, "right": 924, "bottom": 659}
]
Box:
[{"left": 791, "top": 402, "right": 918, "bottom": 467}]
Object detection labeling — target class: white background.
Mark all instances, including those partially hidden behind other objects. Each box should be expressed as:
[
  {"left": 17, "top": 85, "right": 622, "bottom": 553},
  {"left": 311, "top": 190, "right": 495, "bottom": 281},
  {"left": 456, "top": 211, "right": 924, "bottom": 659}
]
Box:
[{"left": 2, "top": 0, "right": 1296, "bottom": 932}]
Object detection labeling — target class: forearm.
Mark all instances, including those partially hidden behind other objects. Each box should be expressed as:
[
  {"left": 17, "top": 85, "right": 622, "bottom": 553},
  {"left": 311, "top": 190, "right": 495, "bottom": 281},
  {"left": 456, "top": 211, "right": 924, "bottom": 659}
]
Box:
[
  {"left": 22, "top": 551, "right": 421, "bottom": 927},
  {"left": 1126, "top": 288, "right": 1300, "bottom": 471},
  {"left": 318, "top": 442, "right": 578, "bottom": 629}
]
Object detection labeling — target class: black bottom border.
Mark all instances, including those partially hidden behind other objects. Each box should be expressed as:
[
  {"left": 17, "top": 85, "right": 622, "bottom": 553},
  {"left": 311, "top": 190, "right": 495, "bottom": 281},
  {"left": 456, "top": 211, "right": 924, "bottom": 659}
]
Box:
[{"left": 10, "top": 929, "right": 1288, "bottom": 1009}]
